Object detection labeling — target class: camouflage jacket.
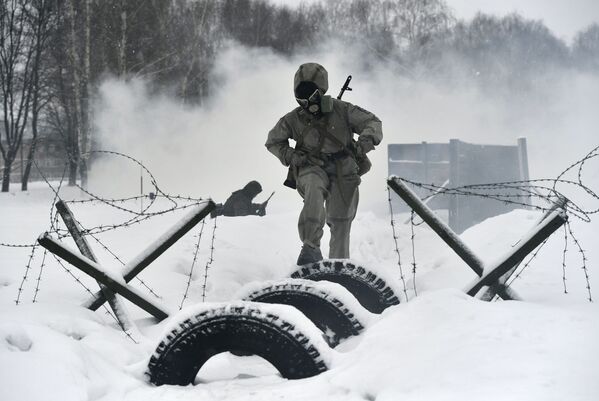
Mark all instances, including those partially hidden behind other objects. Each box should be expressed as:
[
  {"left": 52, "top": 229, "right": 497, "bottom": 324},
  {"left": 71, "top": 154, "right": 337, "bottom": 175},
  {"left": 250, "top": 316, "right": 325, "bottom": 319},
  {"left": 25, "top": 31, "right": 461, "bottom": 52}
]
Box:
[{"left": 265, "top": 98, "right": 383, "bottom": 166}]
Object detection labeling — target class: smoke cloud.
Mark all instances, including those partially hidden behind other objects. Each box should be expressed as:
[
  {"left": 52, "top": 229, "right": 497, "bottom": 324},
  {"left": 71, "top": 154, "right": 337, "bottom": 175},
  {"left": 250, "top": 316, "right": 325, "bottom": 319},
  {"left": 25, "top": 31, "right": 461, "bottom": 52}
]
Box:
[{"left": 91, "top": 41, "right": 599, "bottom": 214}]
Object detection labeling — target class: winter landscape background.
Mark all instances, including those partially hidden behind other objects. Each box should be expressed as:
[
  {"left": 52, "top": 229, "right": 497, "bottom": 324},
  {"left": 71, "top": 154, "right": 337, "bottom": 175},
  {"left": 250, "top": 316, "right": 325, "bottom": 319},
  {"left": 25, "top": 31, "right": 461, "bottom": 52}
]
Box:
[{"left": 1, "top": 0, "right": 599, "bottom": 400}]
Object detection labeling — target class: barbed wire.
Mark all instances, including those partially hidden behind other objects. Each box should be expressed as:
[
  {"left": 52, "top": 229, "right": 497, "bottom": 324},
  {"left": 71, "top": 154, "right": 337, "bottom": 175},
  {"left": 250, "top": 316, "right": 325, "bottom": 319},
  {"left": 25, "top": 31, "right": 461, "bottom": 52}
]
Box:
[
  {"left": 562, "top": 222, "right": 569, "bottom": 294},
  {"left": 62, "top": 209, "right": 163, "bottom": 300},
  {"left": 31, "top": 210, "right": 60, "bottom": 304},
  {"left": 201, "top": 217, "right": 218, "bottom": 302},
  {"left": 15, "top": 244, "right": 38, "bottom": 305},
  {"left": 47, "top": 251, "right": 136, "bottom": 340},
  {"left": 398, "top": 145, "right": 599, "bottom": 224},
  {"left": 2, "top": 150, "right": 209, "bottom": 248},
  {"left": 32, "top": 248, "right": 48, "bottom": 303},
  {"left": 179, "top": 220, "right": 206, "bottom": 310},
  {"left": 386, "top": 187, "right": 410, "bottom": 302},
  {"left": 2, "top": 150, "right": 212, "bottom": 345},
  {"left": 409, "top": 211, "right": 418, "bottom": 297},
  {"left": 7, "top": 146, "right": 595, "bottom": 314},
  {"left": 391, "top": 145, "right": 597, "bottom": 301},
  {"left": 503, "top": 238, "right": 550, "bottom": 293},
  {"left": 565, "top": 220, "right": 592, "bottom": 302},
  {"left": 49, "top": 252, "right": 96, "bottom": 298},
  {"left": 86, "top": 232, "right": 162, "bottom": 299},
  {"left": 1, "top": 156, "right": 67, "bottom": 249}
]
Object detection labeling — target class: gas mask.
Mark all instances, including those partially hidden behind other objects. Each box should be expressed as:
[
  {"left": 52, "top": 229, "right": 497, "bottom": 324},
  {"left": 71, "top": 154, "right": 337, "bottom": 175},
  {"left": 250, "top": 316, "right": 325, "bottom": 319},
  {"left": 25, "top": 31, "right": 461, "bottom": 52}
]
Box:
[{"left": 295, "top": 84, "right": 333, "bottom": 115}]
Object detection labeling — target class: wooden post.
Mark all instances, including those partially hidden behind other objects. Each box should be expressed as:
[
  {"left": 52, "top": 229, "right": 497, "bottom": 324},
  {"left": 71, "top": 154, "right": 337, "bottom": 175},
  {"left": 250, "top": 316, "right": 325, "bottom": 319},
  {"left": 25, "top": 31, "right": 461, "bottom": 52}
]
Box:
[
  {"left": 477, "top": 195, "right": 569, "bottom": 300},
  {"left": 38, "top": 233, "right": 170, "bottom": 321},
  {"left": 83, "top": 200, "right": 215, "bottom": 310},
  {"left": 56, "top": 200, "right": 135, "bottom": 331},
  {"left": 388, "top": 176, "right": 525, "bottom": 301},
  {"left": 466, "top": 208, "right": 567, "bottom": 296},
  {"left": 388, "top": 177, "right": 484, "bottom": 276}
]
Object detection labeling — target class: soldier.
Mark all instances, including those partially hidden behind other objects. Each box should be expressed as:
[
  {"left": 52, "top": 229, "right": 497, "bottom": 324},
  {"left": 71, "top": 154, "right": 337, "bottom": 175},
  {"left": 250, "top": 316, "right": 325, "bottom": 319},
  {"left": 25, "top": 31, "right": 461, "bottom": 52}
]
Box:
[
  {"left": 211, "top": 180, "right": 267, "bottom": 218},
  {"left": 266, "top": 63, "right": 383, "bottom": 265}
]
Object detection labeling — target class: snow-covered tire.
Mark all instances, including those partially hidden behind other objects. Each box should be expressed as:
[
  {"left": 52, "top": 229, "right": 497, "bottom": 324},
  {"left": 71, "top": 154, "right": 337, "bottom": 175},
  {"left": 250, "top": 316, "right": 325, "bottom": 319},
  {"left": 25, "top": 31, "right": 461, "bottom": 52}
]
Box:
[
  {"left": 237, "top": 279, "right": 368, "bottom": 347},
  {"left": 146, "top": 302, "right": 331, "bottom": 386},
  {"left": 290, "top": 260, "right": 400, "bottom": 313}
]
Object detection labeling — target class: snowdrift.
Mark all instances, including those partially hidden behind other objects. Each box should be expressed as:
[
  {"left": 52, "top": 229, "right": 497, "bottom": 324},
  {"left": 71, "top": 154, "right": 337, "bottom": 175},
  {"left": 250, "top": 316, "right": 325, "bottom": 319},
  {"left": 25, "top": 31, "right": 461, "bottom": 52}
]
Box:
[{"left": 1, "top": 184, "right": 597, "bottom": 401}]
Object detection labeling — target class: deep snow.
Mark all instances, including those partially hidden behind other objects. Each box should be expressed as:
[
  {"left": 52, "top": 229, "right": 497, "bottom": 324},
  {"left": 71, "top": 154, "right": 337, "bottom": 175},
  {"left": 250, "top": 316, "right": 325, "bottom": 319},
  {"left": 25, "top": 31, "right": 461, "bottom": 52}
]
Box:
[{"left": 1, "top": 182, "right": 598, "bottom": 401}]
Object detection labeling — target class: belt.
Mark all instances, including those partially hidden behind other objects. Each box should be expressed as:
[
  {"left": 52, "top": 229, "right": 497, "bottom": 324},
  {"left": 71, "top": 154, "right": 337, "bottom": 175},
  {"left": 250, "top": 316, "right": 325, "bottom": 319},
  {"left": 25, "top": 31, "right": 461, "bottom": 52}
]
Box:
[{"left": 320, "top": 150, "right": 349, "bottom": 161}]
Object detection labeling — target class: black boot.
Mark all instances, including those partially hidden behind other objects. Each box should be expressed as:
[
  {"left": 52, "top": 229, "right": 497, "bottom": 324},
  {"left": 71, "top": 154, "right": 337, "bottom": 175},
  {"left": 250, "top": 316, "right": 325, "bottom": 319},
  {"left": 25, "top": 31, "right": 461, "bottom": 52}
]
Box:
[{"left": 296, "top": 243, "right": 323, "bottom": 265}]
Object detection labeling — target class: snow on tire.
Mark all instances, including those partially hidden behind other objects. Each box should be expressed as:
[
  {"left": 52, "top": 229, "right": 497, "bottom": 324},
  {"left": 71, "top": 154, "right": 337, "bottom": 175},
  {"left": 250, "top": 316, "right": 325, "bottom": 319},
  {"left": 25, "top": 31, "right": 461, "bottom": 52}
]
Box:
[
  {"left": 237, "top": 278, "right": 373, "bottom": 347},
  {"left": 146, "top": 302, "right": 332, "bottom": 386},
  {"left": 290, "top": 260, "right": 400, "bottom": 313}
]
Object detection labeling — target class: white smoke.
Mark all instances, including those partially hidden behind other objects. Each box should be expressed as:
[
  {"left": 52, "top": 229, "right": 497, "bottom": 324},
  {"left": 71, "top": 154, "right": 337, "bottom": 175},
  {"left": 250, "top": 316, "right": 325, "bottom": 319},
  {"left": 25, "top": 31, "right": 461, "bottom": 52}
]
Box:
[{"left": 90, "top": 41, "right": 599, "bottom": 215}]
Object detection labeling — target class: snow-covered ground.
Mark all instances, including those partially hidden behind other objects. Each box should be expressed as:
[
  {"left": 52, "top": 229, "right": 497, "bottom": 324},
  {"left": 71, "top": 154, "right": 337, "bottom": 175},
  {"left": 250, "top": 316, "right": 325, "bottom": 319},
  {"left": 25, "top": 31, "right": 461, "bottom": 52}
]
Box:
[{"left": 1, "top": 182, "right": 598, "bottom": 401}]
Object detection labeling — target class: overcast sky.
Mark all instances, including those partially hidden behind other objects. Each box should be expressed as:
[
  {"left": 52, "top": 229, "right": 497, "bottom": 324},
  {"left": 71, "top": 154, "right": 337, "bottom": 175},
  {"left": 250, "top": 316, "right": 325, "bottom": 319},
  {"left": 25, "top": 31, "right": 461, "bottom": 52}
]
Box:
[{"left": 271, "top": 0, "right": 599, "bottom": 42}]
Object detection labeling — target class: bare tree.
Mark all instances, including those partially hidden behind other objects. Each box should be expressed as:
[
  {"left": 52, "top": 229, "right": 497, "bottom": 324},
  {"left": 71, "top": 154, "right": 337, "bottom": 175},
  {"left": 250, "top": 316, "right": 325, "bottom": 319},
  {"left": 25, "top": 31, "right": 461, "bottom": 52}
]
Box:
[
  {"left": 0, "top": 0, "right": 36, "bottom": 192},
  {"left": 437, "top": 13, "right": 569, "bottom": 88},
  {"left": 41, "top": 0, "right": 91, "bottom": 188},
  {"left": 78, "top": 0, "right": 91, "bottom": 188},
  {"left": 572, "top": 23, "right": 599, "bottom": 72},
  {"left": 171, "top": 0, "right": 222, "bottom": 103},
  {"left": 21, "top": 0, "right": 54, "bottom": 190},
  {"left": 390, "top": 0, "right": 454, "bottom": 50},
  {"left": 64, "top": 0, "right": 81, "bottom": 186}
]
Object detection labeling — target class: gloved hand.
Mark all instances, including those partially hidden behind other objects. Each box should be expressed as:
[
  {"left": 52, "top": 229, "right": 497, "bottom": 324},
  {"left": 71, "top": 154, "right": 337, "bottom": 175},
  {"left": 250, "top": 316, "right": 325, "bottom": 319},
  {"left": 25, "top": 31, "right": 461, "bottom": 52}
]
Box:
[
  {"left": 358, "top": 136, "right": 375, "bottom": 154},
  {"left": 286, "top": 150, "right": 308, "bottom": 167}
]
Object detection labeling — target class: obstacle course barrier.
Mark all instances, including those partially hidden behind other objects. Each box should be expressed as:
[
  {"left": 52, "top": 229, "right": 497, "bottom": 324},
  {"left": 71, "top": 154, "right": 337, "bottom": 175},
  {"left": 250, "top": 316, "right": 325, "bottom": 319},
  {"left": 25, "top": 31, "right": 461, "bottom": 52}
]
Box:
[
  {"left": 38, "top": 179, "right": 570, "bottom": 387},
  {"left": 388, "top": 176, "right": 568, "bottom": 301},
  {"left": 38, "top": 201, "right": 215, "bottom": 324}
]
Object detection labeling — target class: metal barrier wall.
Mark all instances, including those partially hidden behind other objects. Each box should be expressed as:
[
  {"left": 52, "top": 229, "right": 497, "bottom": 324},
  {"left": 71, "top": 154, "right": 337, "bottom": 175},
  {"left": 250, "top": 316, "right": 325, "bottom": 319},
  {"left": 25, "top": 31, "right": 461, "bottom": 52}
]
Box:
[{"left": 388, "top": 138, "right": 530, "bottom": 233}]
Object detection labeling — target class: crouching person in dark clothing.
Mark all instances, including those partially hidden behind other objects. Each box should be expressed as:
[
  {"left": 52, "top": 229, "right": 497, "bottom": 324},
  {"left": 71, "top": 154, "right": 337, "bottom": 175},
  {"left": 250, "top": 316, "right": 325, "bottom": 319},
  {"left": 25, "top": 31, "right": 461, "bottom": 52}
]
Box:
[{"left": 211, "top": 181, "right": 268, "bottom": 218}]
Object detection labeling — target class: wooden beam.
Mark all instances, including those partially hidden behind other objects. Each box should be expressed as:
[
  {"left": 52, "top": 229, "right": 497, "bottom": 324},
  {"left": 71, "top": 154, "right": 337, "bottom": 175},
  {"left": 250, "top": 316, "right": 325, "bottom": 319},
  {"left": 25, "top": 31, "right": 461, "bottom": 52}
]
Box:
[
  {"left": 477, "top": 196, "right": 568, "bottom": 300},
  {"left": 38, "top": 233, "right": 171, "bottom": 321},
  {"left": 388, "top": 177, "right": 485, "bottom": 276},
  {"left": 83, "top": 200, "right": 215, "bottom": 311},
  {"left": 466, "top": 209, "right": 567, "bottom": 296},
  {"left": 388, "top": 176, "right": 527, "bottom": 301},
  {"left": 56, "top": 200, "right": 135, "bottom": 331}
]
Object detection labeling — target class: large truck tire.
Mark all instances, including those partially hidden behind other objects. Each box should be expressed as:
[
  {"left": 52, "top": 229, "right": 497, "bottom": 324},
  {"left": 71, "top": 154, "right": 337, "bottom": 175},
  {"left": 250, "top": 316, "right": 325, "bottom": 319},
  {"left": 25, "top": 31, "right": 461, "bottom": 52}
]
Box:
[
  {"left": 146, "top": 302, "right": 331, "bottom": 386},
  {"left": 238, "top": 279, "right": 371, "bottom": 347},
  {"left": 290, "top": 260, "right": 400, "bottom": 313}
]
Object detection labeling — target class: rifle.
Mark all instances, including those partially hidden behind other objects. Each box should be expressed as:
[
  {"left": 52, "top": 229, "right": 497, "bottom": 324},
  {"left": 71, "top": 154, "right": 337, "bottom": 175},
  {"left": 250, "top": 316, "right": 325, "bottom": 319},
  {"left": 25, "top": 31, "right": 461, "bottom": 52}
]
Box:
[
  {"left": 284, "top": 75, "right": 353, "bottom": 189},
  {"left": 256, "top": 191, "right": 275, "bottom": 216}
]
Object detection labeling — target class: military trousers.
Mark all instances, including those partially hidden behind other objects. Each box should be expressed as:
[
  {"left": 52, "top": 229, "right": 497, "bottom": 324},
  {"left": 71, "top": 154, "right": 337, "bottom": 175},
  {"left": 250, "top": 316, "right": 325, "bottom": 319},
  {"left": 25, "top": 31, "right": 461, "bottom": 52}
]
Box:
[{"left": 295, "top": 155, "right": 360, "bottom": 259}]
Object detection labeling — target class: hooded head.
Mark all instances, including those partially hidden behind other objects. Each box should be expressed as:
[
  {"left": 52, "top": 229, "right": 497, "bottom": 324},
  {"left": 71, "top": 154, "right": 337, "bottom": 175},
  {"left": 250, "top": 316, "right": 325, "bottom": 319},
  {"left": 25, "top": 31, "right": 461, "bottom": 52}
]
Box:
[
  {"left": 294, "top": 63, "right": 328, "bottom": 95},
  {"left": 242, "top": 180, "right": 262, "bottom": 199},
  {"left": 294, "top": 63, "right": 331, "bottom": 115}
]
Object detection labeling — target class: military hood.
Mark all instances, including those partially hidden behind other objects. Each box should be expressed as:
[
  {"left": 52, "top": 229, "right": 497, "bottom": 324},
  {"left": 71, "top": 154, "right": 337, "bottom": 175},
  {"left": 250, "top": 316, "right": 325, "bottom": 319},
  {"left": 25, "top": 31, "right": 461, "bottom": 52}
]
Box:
[
  {"left": 294, "top": 63, "right": 328, "bottom": 96},
  {"left": 241, "top": 180, "right": 262, "bottom": 198}
]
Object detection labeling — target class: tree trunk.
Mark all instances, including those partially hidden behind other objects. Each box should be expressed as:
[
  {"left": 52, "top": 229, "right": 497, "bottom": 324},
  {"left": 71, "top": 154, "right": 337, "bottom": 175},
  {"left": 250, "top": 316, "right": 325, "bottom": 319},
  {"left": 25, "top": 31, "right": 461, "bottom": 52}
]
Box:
[
  {"left": 1, "top": 2, "right": 35, "bottom": 192},
  {"left": 2, "top": 157, "right": 14, "bottom": 192},
  {"left": 67, "top": 0, "right": 82, "bottom": 187},
  {"left": 21, "top": 134, "right": 37, "bottom": 191},
  {"left": 79, "top": 0, "right": 91, "bottom": 189},
  {"left": 22, "top": 2, "right": 50, "bottom": 192},
  {"left": 69, "top": 157, "right": 78, "bottom": 185},
  {"left": 118, "top": 0, "right": 127, "bottom": 76},
  {"left": 21, "top": 62, "right": 39, "bottom": 191}
]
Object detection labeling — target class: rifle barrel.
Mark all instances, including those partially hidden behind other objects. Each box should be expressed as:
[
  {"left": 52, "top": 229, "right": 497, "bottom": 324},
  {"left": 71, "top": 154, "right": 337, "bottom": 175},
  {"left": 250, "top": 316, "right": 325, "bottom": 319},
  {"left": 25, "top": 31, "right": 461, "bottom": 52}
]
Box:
[{"left": 337, "top": 75, "right": 353, "bottom": 100}]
